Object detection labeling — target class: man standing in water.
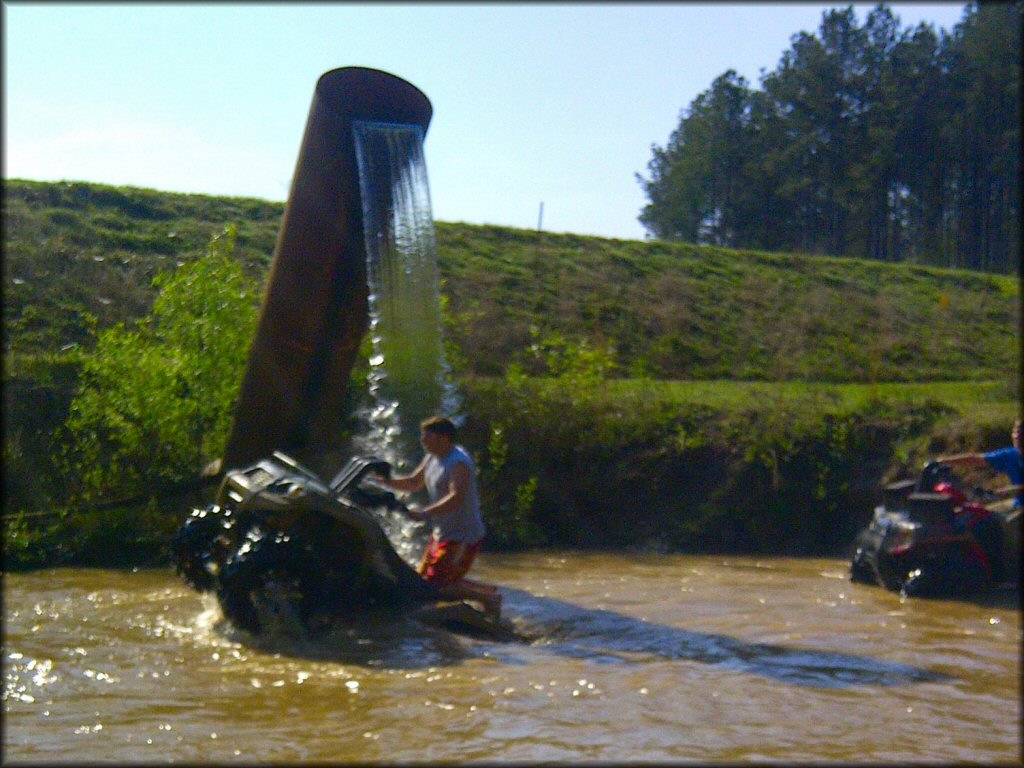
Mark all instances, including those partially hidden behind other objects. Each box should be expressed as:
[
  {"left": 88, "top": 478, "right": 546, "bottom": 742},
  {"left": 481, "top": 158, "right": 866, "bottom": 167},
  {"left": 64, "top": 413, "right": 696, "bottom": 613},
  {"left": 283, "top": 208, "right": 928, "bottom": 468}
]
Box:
[{"left": 375, "top": 416, "right": 502, "bottom": 618}]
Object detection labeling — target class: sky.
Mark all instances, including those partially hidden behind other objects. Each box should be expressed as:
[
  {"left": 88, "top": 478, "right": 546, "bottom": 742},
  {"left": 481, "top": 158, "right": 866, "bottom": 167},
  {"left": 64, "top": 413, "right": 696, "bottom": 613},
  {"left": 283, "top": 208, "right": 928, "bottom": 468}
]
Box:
[{"left": 4, "top": 2, "right": 969, "bottom": 242}]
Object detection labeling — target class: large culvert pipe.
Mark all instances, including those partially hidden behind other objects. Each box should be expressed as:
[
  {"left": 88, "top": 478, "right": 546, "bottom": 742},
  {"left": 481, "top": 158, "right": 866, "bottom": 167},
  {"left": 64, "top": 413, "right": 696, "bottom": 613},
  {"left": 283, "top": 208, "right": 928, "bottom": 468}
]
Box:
[{"left": 222, "top": 67, "right": 432, "bottom": 474}]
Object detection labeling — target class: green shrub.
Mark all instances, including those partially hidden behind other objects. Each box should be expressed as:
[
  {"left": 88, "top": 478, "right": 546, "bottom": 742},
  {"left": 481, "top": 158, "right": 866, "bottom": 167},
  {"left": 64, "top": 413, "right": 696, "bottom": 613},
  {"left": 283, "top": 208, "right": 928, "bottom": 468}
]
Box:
[{"left": 61, "top": 227, "right": 259, "bottom": 503}]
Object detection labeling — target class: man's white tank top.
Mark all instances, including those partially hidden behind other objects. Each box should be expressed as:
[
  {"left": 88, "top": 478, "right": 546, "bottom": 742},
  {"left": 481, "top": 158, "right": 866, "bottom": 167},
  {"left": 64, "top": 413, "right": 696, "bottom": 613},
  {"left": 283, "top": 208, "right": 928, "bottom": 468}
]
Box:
[{"left": 424, "top": 445, "right": 485, "bottom": 544}]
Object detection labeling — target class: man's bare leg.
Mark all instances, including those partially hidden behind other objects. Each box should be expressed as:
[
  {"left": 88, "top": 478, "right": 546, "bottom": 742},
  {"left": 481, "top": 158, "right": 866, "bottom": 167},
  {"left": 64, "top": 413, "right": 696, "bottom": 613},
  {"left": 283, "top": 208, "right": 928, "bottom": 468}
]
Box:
[{"left": 436, "top": 578, "right": 502, "bottom": 618}]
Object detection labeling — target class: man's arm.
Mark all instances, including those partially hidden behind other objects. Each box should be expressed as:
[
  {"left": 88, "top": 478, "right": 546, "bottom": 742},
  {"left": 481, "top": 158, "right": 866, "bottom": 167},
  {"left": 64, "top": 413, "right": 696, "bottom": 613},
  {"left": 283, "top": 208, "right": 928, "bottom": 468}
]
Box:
[
  {"left": 377, "top": 456, "right": 428, "bottom": 494},
  {"left": 936, "top": 452, "right": 989, "bottom": 469}
]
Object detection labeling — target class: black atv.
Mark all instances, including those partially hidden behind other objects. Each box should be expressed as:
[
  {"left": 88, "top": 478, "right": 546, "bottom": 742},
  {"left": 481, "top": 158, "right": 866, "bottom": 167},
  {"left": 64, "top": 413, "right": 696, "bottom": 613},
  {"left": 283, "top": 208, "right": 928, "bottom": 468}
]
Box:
[
  {"left": 849, "top": 461, "right": 1006, "bottom": 598},
  {"left": 171, "top": 451, "right": 509, "bottom": 637}
]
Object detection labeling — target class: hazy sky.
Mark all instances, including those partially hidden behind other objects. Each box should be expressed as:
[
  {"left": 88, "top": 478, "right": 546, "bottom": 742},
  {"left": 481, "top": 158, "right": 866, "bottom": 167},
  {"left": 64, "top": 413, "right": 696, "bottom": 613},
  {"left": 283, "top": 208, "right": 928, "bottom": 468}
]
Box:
[{"left": 5, "top": 2, "right": 968, "bottom": 241}]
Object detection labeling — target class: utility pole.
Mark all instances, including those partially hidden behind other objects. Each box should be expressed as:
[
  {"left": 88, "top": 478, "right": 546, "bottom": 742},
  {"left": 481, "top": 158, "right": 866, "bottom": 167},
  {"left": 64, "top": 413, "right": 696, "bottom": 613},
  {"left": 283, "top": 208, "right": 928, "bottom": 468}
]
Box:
[{"left": 534, "top": 202, "right": 545, "bottom": 310}]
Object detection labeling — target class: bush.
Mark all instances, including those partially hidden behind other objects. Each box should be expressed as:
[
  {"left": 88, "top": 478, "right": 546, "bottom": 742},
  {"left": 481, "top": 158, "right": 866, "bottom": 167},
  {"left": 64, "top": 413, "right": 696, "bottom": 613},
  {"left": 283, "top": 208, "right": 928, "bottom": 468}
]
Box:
[{"left": 61, "top": 227, "right": 260, "bottom": 504}]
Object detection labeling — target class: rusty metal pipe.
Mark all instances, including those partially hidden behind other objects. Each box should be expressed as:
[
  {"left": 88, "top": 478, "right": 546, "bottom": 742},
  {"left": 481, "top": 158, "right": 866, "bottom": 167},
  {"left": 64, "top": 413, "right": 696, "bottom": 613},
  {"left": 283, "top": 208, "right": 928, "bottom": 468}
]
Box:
[{"left": 222, "top": 68, "right": 432, "bottom": 474}]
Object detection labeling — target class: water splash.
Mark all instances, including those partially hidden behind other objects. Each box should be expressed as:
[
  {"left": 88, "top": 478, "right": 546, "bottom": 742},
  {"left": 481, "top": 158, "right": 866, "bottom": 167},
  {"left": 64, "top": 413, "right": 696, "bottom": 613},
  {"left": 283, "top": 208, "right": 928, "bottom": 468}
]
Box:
[{"left": 351, "top": 120, "right": 460, "bottom": 472}]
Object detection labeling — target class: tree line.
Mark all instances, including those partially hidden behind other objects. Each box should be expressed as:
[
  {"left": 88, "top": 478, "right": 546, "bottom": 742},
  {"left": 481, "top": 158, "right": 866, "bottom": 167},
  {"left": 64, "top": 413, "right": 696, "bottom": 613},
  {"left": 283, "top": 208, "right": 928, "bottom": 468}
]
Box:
[{"left": 637, "top": 2, "right": 1020, "bottom": 273}]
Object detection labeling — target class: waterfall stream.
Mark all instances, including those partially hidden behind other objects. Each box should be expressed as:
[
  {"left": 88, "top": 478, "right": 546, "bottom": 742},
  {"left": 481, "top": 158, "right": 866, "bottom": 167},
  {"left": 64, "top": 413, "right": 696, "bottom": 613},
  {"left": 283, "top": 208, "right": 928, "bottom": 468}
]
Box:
[
  {"left": 351, "top": 120, "right": 459, "bottom": 471},
  {"left": 350, "top": 120, "right": 460, "bottom": 559}
]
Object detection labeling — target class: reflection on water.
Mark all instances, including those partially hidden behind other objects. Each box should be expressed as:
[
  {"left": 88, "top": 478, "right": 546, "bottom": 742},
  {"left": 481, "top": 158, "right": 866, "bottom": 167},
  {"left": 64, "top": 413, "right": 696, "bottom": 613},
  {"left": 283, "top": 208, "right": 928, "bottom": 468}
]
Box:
[
  {"left": 166, "top": 589, "right": 942, "bottom": 689},
  {"left": 499, "top": 588, "right": 946, "bottom": 688},
  {"left": 4, "top": 554, "right": 1020, "bottom": 763},
  {"left": 225, "top": 608, "right": 482, "bottom": 670}
]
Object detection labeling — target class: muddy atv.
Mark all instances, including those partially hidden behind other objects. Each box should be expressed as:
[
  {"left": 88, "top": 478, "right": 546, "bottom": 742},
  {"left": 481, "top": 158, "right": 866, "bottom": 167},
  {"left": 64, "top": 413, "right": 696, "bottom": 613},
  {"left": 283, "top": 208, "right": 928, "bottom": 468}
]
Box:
[
  {"left": 171, "top": 451, "right": 489, "bottom": 636},
  {"left": 849, "top": 461, "right": 1008, "bottom": 598}
]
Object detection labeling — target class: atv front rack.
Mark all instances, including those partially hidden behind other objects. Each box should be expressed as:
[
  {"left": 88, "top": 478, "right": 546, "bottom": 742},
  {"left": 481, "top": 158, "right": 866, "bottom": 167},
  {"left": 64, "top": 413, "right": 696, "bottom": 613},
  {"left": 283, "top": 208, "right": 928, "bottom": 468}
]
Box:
[{"left": 216, "top": 451, "right": 397, "bottom": 511}]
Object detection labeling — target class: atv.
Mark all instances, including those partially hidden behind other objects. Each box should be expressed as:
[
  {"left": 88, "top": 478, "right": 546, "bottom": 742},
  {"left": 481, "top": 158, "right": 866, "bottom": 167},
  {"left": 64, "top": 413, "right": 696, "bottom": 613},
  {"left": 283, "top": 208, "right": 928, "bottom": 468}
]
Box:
[
  {"left": 849, "top": 461, "right": 1007, "bottom": 598},
  {"left": 171, "top": 451, "right": 512, "bottom": 638}
]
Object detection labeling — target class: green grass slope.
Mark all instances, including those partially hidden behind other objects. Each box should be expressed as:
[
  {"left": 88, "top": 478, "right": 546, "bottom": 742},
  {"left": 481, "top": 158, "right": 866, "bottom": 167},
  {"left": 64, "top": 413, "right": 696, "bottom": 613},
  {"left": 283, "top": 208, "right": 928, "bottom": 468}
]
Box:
[
  {"left": 5, "top": 178, "right": 1019, "bottom": 385},
  {"left": 437, "top": 224, "right": 1019, "bottom": 383}
]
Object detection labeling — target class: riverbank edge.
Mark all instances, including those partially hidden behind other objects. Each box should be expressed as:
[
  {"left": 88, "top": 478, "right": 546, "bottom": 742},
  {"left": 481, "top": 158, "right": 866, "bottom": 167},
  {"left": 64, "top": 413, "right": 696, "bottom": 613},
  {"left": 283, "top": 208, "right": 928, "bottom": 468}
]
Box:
[{"left": 4, "top": 377, "right": 1018, "bottom": 572}]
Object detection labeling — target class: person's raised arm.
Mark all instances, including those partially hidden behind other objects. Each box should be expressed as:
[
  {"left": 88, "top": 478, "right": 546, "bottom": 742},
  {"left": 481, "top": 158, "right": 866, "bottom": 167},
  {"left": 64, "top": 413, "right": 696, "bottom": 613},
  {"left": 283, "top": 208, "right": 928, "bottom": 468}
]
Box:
[
  {"left": 377, "top": 456, "right": 428, "bottom": 494},
  {"left": 936, "top": 452, "right": 989, "bottom": 469}
]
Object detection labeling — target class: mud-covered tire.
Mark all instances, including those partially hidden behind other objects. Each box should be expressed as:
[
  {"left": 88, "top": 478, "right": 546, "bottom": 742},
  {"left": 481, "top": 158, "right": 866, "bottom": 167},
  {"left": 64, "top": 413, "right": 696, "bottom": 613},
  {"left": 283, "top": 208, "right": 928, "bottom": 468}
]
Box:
[
  {"left": 849, "top": 548, "right": 877, "bottom": 585},
  {"left": 970, "top": 516, "right": 1004, "bottom": 583},
  {"left": 216, "top": 531, "right": 319, "bottom": 635},
  {"left": 899, "top": 553, "right": 989, "bottom": 598},
  {"left": 171, "top": 505, "right": 232, "bottom": 592},
  {"left": 899, "top": 567, "right": 948, "bottom": 598},
  {"left": 874, "top": 551, "right": 909, "bottom": 592}
]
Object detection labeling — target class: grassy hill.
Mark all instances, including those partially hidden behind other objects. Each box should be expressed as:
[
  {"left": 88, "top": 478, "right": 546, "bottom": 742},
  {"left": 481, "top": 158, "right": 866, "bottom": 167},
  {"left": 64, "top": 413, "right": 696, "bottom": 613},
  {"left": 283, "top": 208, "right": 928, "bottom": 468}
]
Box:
[
  {"left": 437, "top": 226, "right": 1018, "bottom": 384},
  {"left": 2, "top": 178, "right": 1020, "bottom": 566},
  {"left": 5, "top": 178, "right": 1019, "bottom": 384}
]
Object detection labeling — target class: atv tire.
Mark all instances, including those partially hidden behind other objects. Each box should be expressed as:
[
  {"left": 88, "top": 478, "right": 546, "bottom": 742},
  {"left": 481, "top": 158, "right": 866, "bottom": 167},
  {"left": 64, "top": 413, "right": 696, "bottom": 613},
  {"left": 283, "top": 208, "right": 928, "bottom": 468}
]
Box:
[
  {"left": 900, "top": 553, "right": 989, "bottom": 598},
  {"left": 849, "top": 548, "right": 876, "bottom": 585},
  {"left": 899, "top": 567, "right": 949, "bottom": 598},
  {"left": 171, "top": 505, "right": 231, "bottom": 592},
  {"left": 970, "top": 516, "right": 1005, "bottom": 583},
  {"left": 216, "top": 532, "right": 319, "bottom": 635}
]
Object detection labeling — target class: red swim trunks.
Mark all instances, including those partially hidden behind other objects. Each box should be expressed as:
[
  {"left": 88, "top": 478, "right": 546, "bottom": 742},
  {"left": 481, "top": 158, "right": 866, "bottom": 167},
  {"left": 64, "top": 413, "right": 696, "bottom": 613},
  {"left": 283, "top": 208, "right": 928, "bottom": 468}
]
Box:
[{"left": 418, "top": 537, "right": 482, "bottom": 587}]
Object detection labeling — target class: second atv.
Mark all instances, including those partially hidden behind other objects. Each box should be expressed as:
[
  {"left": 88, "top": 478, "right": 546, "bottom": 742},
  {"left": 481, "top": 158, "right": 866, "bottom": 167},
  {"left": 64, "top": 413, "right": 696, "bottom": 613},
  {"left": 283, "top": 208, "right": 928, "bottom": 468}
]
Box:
[{"left": 849, "top": 461, "right": 1009, "bottom": 598}]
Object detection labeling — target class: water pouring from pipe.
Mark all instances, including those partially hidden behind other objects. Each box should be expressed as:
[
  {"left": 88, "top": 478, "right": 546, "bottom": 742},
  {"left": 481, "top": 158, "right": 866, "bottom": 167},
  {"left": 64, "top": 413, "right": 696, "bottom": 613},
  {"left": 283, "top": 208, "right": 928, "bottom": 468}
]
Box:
[
  {"left": 351, "top": 120, "right": 460, "bottom": 471},
  {"left": 222, "top": 67, "right": 436, "bottom": 477}
]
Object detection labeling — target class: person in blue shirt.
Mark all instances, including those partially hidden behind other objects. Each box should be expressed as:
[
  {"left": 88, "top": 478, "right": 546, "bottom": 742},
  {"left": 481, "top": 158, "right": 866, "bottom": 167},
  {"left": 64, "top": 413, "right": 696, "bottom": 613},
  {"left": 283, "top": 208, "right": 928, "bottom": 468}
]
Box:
[{"left": 938, "top": 419, "right": 1023, "bottom": 509}]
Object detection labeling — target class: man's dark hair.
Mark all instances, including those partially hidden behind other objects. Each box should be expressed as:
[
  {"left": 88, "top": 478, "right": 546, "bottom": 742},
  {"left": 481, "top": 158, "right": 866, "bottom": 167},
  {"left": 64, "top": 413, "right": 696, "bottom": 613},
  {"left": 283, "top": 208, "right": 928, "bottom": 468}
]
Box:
[{"left": 421, "top": 415, "right": 457, "bottom": 439}]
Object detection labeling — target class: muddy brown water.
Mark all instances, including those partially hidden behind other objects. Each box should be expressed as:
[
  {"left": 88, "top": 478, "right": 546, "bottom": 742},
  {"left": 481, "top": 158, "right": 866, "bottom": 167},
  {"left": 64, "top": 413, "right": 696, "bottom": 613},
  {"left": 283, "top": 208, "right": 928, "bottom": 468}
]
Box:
[{"left": 3, "top": 553, "right": 1020, "bottom": 763}]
